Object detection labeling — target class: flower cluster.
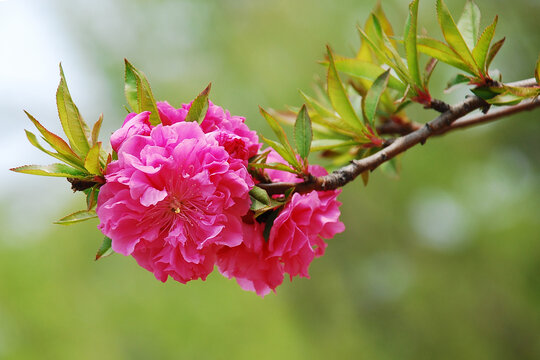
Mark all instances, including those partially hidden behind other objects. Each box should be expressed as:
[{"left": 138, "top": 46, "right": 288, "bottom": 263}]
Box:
[
  {"left": 97, "top": 101, "right": 344, "bottom": 295},
  {"left": 217, "top": 151, "right": 345, "bottom": 296}
]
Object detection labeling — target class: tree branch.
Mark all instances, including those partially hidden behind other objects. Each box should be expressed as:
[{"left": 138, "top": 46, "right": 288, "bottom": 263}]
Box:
[{"left": 258, "top": 78, "right": 539, "bottom": 195}]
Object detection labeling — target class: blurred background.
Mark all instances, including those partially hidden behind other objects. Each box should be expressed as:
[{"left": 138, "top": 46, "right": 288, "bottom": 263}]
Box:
[{"left": 1, "top": 0, "right": 539, "bottom": 358}]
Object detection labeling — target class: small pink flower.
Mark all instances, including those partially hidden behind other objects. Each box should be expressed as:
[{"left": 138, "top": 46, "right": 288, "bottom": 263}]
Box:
[
  {"left": 217, "top": 150, "right": 345, "bottom": 296},
  {"left": 97, "top": 112, "right": 253, "bottom": 283}
]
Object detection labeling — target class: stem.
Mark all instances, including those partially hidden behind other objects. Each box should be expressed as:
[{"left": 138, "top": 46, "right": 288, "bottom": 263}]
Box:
[{"left": 258, "top": 78, "right": 539, "bottom": 195}]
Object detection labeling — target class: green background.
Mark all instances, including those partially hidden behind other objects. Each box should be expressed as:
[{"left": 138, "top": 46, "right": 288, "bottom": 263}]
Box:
[{"left": 1, "top": 0, "right": 539, "bottom": 359}]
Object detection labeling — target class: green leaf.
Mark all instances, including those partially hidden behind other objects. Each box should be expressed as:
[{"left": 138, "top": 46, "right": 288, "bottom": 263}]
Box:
[
  {"left": 299, "top": 90, "right": 335, "bottom": 118},
  {"left": 10, "top": 164, "right": 88, "bottom": 178},
  {"left": 24, "top": 111, "right": 82, "bottom": 164},
  {"left": 485, "top": 37, "right": 505, "bottom": 70},
  {"left": 260, "top": 135, "right": 301, "bottom": 172},
  {"left": 323, "top": 58, "right": 405, "bottom": 92},
  {"left": 404, "top": 0, "right": 421, "bottom": 87},
  {"left": 310, "top": 139, "right": 360, "bottom": 151},
  {"left": 363, "top": 69, "right": 390, "bottom": 128},
  {"left": 91, "top": 114, "right": 103, "bottom": 146},
  {"left": 436, "top": 0, "right": 479, "bottom": 75},
  {"left": 504, "top": 85, "right": 540, "bottom": 98},
  {"left": 24, "top": 130, "right": 86, "bottom": 172},
  {"left": 95, "top": 237, "right": 113, "bottom": 261},
  {"left": 370, "top": 15, "right": 412, "bottom": 84},
  {"left": 457, "top": 0, "right": 481, "bottom": 49},
  {"left": 84, "top": 142, "right": 102, "bottom": 175},
  {"left": 54, "top": 209, "right": 97, "bottom": 225},
  {"left": 294, "top": 105, "right": 312, "bottom": 161},
  {"left": 486, "top": 92, "right": 523, "bottom": 105},
  {"left": 470, "top": 86, "right": 500, "bottom": 100},
  {"left": 473, "top": 16, "right": 498, "bottom": 76},
  {"left": 263, "top": 208, "right": 281, "bottom": 242},
  {"left": 185, "top": 83, "right": 211, "bottom": 123},
  {"left": 417, "top": 37, "right": 473, "bottom": 74},
  {"left": 260, "top": 108, "right": 301, "bottom": 169},
  {"left": 445, "top": 73, "right": 471, "bottom": 92},
  {"left": 357, "top": 1, "right": 395, "bottom": 61},
  {"left": 326, "top": 47, "right": 365, "bottom": 133},
  {"left": 249, "top": 186, "right": 272, "bottom": 205},
  {"left": 124, "top": 59, "right": 161, "bottom": 125},
  {"left": 423, "top": 58, "right": 438, "bottom": 88},
  {"left": 300, "top": 92, "right": 359, "bottom": 137},
  {"left": 361, "top": 171, "right": 369, "bottom": 186},
  {"left": 56, "top": 64, "right": 91, "bottom": 157},
  {"left": 86, "top": 186, "right": 99, "bottom": 210}
]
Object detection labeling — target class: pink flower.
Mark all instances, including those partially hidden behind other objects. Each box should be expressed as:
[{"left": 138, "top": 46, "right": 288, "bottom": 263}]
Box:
[
  {"left": 157, "top": 101, "right": 260, "bottom": 162},
  {"left": 217, "top": 150, "right": 345, "bottom": 296},
  {"left": 97, "top": 111, "right": 254, "bottom": 283}
]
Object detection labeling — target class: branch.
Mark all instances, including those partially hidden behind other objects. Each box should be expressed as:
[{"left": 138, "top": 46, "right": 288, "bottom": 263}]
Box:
[{"left": 259, "top": 78, "right": 539, "bottom": 195}]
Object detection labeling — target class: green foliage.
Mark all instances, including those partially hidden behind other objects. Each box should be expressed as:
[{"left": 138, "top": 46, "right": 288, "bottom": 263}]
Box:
[
  {"left": 185, "top": 83, "right": 211, "bottom": 123},
  {"left": 56, "top": 64, "right": 91, "bottom": 157},
  {"left": 293, "top": 105, "right": 312, "bottom": 162},
  {"left": 124, "top": 59, "right": 160, "bottom": 125},
  {"left": 269, "top": 0, "right": 539, "bottom": 177},
  {"left": 95, "top": 237, "right": 113, "bottom": 260},
  {"left": 54, "top": 209, "right": 97, "bottom": 225}
]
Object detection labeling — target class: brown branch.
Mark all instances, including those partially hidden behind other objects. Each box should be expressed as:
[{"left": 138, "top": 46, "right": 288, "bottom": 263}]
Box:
[{"left": 258, "top": 78, "right": 539, "bottom": 195}]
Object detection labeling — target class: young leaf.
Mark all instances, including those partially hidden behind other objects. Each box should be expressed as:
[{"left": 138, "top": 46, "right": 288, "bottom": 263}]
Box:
[
  {"left": 417, "top": 37, "right": 473, "bottom": 74},
  {"left": 456, "top": 0, "right": 481, "bottom": 49},
  {"left": 486, "top": 37, "right": 505, "bottom": 70},
  {"left": 323, "top": 57, "right": 406, "bottom": 92},
  {"left": 404, "top": 0, "right": 421, "bottom": 87},
  {"left": 124, "top": 59, "right": 161, "bottom": 125},
  {"left": 249, "top": 186, "right": 272, "bottom": 206},
  {"left": 294, "top": 105, "right": 312, "bottom": 161},
  {"left": 24, "top": 111, "right": 82, "bottom": 164},
  {"left": 436, "top": 0, "right": 479, "bottom": 75},
  {"left": 445, "top": 73, "right": 471, "bottom": 92},
  {"left": 326, "top": 47, "right": 366, "bottom": 133},
  {"left": 423, "top": 58, "right": 438, "bottom": 87},
  {"left": 371, "top": 15, "right": 412, "bottom": 84},
  {"left": 263, "top": 208, "right": 281, "bottom": 242},
  {"left": 299, "top": 90, "right": 336, "bottom": 118},
  {"left": 84, "top": 142, "right": 102, "bottom": 175},
  {"left": 259, "top": 107, "right": 300, "bottom": 168},
  {"left": 10, "top": 164, "right": 88, "bottom": 178},
  {"left": 185, "top": 83, "right": 211, "bottom": 123},
  {"left": 95, "top": 237, "right": 113, "bottom": 261},
  {"left": 472, "top": 16, "right": 498, "bottom": 76},
  {"left": 361, "top": 171, "right": 369, "bottom": 186},
  {"left": 486, "top": 92, "right": 523, "bottom": 105},
  {"left": 24, "top": 130, "right": 86, "bottom": 172},
  {"left": 56, "top": 64, "right": 91, "bottom": 157},
  {"left": 86, "top": 186, "right": 99, "bottom": 211},
  {"left": 91, "top": 114, "right": 103, "bottom": 146},
  {"left": 54, "top": 209, "right": 97, "bottom": 225},
  {"left": 260, "top": 135, "right": 301, "bottom": 171},
  {"left": 504, "top": 85, "right": 540, "bottom": 98},
  {"left": 363, "top": 69, "right": 391, "bottom": 128}
]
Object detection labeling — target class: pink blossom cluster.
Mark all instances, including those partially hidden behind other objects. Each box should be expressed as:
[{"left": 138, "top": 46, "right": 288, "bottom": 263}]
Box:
[{"left": 97, "top": 101, "right": 344, "bottom": 295}]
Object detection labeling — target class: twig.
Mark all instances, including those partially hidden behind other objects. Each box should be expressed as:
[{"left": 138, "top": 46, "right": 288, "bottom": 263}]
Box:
[{"left": 258, "top": 78, "right": 539, "bottom": 195}]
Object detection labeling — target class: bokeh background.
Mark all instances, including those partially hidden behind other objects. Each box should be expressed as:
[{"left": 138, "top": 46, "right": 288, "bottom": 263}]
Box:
[{"left": 1, "top": 0, "right": 540, "bottom": 359}]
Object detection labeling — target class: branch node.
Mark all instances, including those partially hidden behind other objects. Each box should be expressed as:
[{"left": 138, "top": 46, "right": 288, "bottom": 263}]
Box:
[{"left": 429, "top": 99, "right": 451, "bottom": 113}]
